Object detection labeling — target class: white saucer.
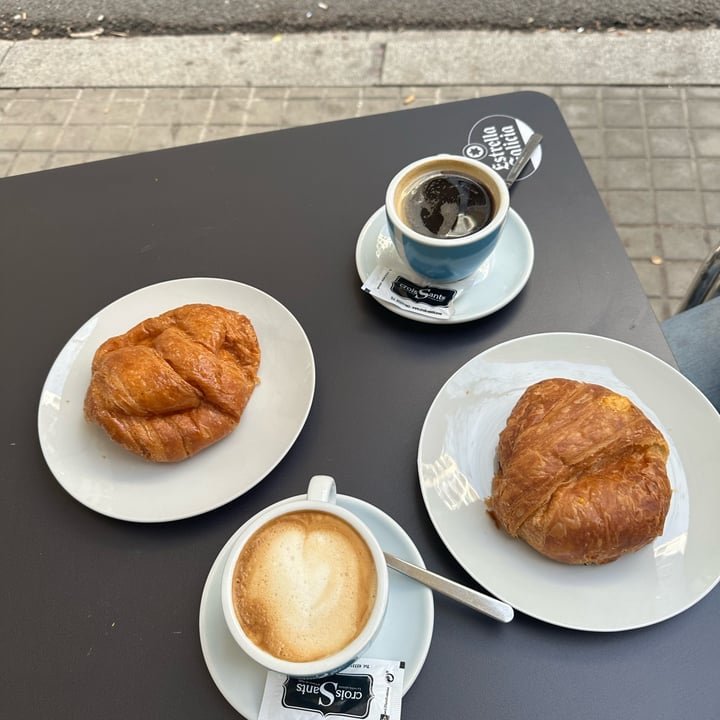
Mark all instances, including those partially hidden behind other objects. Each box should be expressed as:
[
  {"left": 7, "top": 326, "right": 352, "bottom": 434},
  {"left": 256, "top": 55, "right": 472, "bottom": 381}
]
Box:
[
  {"left": 355, "top": 206, "right": 534, "bottom": 324},
  {"left": 199, "top": 494, "right": 434, "bottom": 719}
]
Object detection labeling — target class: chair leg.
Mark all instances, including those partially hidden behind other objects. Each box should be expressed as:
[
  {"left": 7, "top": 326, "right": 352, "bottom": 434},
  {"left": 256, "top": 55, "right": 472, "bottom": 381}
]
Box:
[{"left": 677, "top": 243, "right": 720, "bottom": 313}]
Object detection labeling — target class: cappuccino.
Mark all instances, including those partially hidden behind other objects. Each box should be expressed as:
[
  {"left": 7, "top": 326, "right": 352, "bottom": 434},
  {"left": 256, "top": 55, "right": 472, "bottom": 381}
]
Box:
[{"left": 231, "top": 510, "right": 377, "bottom": 663}]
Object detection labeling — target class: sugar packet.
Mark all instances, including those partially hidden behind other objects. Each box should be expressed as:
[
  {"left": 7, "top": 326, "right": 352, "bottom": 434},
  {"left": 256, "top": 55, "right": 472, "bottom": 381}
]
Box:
[
  {"left": 258, "top": 658, "right": 405, "bottom": 719},
  {"left": 361, "top": 266, "right": 458, "bottom": 320}
]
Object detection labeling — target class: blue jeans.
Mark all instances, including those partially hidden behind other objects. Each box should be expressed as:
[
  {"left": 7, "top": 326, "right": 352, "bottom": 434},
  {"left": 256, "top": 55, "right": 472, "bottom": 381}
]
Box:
[{"left": 661, "top": 296, "right": 720, "bottom": 412}]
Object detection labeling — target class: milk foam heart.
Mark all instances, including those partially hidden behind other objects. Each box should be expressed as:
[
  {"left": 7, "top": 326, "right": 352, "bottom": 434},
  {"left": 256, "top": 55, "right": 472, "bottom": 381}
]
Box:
[{"left": 231, "top": 510, "right": 378, "bottom": 662}]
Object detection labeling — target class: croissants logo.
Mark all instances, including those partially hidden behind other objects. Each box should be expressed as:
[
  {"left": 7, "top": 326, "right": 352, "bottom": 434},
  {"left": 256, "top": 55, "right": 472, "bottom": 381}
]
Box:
[
  {"left": 281, "top": 674, "right": 374, "bottom": 717},
  {"left": 390, "top": 275, "right": 457, "bottom": 307}
]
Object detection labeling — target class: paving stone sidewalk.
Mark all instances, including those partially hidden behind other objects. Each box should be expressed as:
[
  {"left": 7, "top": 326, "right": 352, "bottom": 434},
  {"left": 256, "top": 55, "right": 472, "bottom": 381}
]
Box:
[{"left": 2, "top": 46, "right": 719, "bottom": 322}]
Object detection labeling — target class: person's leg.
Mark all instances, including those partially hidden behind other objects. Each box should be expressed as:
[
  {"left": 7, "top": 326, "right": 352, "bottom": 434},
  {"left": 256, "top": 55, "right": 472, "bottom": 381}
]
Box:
[{"left": 661, "top": 296, "right": 720, "bottom": 411}]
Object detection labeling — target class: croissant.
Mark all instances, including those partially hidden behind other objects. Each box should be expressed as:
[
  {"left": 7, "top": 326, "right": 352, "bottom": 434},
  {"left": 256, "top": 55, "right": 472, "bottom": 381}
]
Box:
[
  {"left": 486, "top": 378, "right": 671, "bottom": 565},
  {"left": 84, "top": 303, "right": 260, "bottom": 462}
]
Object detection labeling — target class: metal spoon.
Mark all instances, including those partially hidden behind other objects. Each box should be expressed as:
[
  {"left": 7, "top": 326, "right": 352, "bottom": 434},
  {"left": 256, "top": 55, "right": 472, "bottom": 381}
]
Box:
[
  {"left": 384, "top": 551, "right": 514, "bottom": 623},
  {"left": 505, "top": 132, "right": 543, "bottom": 188}
]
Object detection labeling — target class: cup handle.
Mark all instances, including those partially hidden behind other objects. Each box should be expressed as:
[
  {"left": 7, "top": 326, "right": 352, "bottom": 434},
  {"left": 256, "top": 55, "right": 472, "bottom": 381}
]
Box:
[{"left": 307, "top": 475, "right": 337, "bottom": 504}]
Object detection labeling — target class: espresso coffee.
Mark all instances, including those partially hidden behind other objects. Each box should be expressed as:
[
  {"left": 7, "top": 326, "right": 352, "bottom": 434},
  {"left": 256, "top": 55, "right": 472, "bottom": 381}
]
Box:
[
  {"left": 231, "top": 510, "right": 378, "bottom": 663},
  {"left": 399, "top": 170, "right": 495, "bottom": 239}
]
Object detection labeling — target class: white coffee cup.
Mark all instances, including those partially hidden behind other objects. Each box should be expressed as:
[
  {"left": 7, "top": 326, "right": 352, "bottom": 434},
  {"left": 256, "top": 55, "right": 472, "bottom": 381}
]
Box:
[{"left": 221, "top": 475, "right": 389, "bottom": 678}]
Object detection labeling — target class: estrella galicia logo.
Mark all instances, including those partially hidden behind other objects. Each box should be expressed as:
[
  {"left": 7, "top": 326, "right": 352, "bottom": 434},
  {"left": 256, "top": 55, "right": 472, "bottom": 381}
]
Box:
[
  {"left": 281, "top": 673, "right": 374, "bottom": 718},
  {"left": 463, "top": 115, "right": 542, "bottom": 183},
  {"left": 391, "top": 275, "right": 457, "bottom": 307}
]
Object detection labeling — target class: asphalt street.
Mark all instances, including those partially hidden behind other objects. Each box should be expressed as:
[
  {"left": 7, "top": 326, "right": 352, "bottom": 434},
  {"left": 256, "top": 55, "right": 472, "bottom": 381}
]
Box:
[{"left": 1, "top": 0, "right": 719, "bottom": 38}]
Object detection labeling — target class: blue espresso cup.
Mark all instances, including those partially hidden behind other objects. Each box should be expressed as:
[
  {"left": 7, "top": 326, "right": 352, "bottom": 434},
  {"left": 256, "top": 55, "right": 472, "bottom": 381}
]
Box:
[{"left": 385, "top": 154, "right": 510, "bottom": 283}]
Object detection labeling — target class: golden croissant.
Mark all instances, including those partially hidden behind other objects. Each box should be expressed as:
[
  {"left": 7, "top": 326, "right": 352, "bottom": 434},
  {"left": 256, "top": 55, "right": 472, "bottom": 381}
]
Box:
[
  {"left": 486, "top": 378, "right": 671, "bottom": 565},
  {"left": 84, "top": 303, "right": 260, "bottom": 462}
]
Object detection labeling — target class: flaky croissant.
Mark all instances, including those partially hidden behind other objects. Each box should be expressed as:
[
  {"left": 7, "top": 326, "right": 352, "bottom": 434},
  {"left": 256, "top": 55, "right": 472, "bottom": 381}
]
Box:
[
  {"left": 486, "top": 378, "right": 671, "bottom": 565},
  {"left": 84, "top": 303, "right": 260, "bottom": 462}
]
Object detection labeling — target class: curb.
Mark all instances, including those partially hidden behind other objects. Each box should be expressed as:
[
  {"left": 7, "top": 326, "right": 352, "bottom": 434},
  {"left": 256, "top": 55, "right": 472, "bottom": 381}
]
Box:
[{"left": 1, "top": 29, "right": 719, "bottom": 88}]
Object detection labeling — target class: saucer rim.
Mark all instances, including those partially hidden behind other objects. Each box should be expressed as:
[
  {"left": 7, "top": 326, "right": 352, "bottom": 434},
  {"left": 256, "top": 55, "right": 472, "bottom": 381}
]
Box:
[
  {"left": 355, "top": 206, "right": 534, "bottom": 324},
  {"left": 198, "top": 494, "right": 434, "bottom": 719}
]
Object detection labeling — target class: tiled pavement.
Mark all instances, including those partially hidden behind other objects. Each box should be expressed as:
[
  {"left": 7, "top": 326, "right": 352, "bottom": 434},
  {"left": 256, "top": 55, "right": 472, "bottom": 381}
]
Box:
[{"left": 2, "top": 35, "right": 719, "bottom": 322}]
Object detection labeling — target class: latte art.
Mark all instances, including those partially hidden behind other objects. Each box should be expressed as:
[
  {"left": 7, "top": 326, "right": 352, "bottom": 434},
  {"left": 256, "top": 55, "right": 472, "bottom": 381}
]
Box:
[{"left": 231, "top": 510, "right": 378, "bottom": 663}]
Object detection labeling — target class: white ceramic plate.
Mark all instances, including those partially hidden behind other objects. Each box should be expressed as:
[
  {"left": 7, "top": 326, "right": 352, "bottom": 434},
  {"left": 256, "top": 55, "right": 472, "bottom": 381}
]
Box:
[
  {"left": 418, "top": 332, "right": 720, "bottom": 632},
  {"left": 199, "top": 494, "right": 434, "bottom": 719},
  {"left": 37, "top": 278, "right": 315, "bottom": 522},
  {"left": 355, "top": 206, "right": 534, "bottom": 324}
]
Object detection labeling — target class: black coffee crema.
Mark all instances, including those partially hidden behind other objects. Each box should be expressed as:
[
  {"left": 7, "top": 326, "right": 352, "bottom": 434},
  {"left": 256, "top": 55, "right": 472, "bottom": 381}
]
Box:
[{"left": 400, "top": 171, "right": 495, "bottom": 239}]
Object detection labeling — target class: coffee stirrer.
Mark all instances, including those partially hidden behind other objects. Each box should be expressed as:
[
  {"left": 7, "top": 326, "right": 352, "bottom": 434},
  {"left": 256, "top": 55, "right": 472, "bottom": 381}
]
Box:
[{"left": 505, "top": 133, "right": 543, "bottom": 188}]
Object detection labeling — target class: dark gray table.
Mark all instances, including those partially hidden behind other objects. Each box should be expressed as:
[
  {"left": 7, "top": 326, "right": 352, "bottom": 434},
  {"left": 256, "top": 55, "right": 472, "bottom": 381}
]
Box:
[{"left": 2, "top": 92, "right": 716, "bottom": 720}]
